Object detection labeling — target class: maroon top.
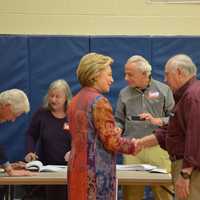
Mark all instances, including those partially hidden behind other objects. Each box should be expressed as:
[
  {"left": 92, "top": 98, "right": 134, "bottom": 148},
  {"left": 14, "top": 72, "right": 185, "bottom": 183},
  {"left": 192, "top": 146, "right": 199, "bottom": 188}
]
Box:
[{"left": 156, "top": 77, "right": 200, "bottom": 169}]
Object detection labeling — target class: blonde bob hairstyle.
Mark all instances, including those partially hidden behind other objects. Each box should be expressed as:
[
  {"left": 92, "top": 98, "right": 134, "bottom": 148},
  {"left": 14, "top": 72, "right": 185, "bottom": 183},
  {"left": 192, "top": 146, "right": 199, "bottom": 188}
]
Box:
[{"left": 76, "top": 52, "right": 113, "bottom": 87}]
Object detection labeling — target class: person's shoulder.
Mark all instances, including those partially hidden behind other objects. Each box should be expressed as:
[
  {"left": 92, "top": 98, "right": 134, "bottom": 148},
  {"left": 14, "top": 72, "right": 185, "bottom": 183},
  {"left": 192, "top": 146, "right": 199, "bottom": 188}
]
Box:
[
  {"left": 94, "top": 96, "right": 113, "bottom": 111},
  {"left": 119, "top": 86, "right": 132, "bottom": 95},
  {"left": 152, "top": 79, "right": 167, "bottom": 87},
  {"left": 152, "top": 79, "right": 170, "bottom": 91},
  {"left": 33, "top": 107, "right": 49, "bottom": 117},
  {"left": 94, "top": 95, "right": 108, "bottom": 104},
  {"left": 192, "top": 79, "right": 200, "bottom": 88},
  {"left": 187, "top": 79, "right": 200, "bottom": 96}
]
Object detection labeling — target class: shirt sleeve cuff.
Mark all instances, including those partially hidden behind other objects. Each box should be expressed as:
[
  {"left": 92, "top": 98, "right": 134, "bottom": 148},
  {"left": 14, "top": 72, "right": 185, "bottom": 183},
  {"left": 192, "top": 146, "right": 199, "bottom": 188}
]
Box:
[
  {"left": 182, "top": 160, "right": 193, "bottom": 169},
  {"left": 2, "top": 161, "right": 10, "bottom": 169},
  {"left": 154, "top": 130, "right": 166, "bottom": 150}
]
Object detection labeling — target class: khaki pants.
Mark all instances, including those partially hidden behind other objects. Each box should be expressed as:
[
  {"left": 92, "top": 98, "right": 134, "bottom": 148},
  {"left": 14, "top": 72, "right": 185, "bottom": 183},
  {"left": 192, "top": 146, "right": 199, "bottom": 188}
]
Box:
[
  {"left": 123, "top": 145, "right": 172, "bottom": 200},
  {"left": 171, "top": 160, "right": 200, "bottom": 200}
]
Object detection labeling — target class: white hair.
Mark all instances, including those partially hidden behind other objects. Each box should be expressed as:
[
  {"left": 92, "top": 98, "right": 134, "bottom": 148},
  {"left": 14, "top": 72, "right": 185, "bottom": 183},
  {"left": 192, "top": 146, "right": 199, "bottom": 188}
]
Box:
[
  {"left": 0, "top": 89, "right": 30, "bottom": 114},
  {"left": 166, "top": 54, "right": 197, "bottom": 76},
  {"left": 126, "top": 55, "right": 152, "bottom": 76}
]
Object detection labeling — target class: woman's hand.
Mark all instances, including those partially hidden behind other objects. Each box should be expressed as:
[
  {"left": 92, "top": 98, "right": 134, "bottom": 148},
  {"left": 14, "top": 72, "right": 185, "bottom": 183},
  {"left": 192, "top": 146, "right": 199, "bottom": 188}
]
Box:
[
  {"left": 64, "top": 151, "right": 71, "bottom": 162},
  {"left": 25, "top": 152, "right": 38, "bottom": 162}
]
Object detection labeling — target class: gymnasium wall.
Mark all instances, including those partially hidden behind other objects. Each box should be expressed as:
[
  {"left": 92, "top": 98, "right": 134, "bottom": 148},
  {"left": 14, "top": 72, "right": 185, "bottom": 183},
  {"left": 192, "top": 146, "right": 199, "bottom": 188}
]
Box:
[{"left": 0, "top": 0, "right": 200, "bottom": 35}]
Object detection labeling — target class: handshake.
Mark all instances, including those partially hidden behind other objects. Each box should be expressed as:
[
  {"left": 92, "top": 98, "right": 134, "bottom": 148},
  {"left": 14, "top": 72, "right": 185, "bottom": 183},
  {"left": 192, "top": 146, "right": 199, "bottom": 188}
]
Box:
[
  {"left": 132, "top": 135, "right": 158, "bottom": 155},
  {"left": 115, "top": 127, "right": 158, "bottom": 155},
  {"left": 131, "top": 138, "right": 144, "bottom": 155}
]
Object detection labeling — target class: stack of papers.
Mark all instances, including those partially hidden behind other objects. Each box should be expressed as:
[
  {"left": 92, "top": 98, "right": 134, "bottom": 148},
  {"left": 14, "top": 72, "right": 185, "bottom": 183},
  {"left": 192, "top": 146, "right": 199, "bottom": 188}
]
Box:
[{"left": 116, "top": 164, "right": 167, "bottom": 174}]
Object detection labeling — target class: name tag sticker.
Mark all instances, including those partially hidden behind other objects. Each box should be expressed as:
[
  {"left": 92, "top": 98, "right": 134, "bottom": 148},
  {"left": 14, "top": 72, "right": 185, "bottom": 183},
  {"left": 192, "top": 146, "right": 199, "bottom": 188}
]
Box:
[{"left": 147, "top": 91, "right": 160, "bottom": 99}]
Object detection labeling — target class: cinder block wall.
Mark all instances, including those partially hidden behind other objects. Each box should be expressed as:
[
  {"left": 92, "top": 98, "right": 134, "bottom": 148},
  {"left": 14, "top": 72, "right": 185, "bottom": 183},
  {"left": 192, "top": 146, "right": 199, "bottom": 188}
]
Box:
[{"left": 0, "top": 0, "right": 199, "bottom": 35}]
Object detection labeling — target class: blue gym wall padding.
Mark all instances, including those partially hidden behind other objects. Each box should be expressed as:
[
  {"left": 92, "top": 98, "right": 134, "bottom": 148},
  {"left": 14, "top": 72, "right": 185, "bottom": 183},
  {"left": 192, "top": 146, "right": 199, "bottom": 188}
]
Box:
[
  {"left": 90, "top": 36, "right": 151, "bottom": 108},
  {"left": 0, "top": 35, "right": 89, "bottom": 161},
  {"left": 151, "top": 36, "right": 200, "bottom": 81},
  {"left": 0, "top": 36, "right": 29, "bottom": 162},
  {"left": 28, "top": 36, "right": 89, "bottom": 113},
  {"left": 0, "top": 35, "right": 200, "bottom": 162}
]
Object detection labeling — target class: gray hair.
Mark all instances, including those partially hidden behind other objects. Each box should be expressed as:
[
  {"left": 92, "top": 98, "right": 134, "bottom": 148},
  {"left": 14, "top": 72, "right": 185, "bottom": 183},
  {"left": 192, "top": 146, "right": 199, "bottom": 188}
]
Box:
[
  {"left": 126, "top": 55, "right": 152, "bottom": 76},
  {"left": 0, "top": 89, "right": 30, "bottom": 114},
  {"left": 43, "top": 79, "right": 72, "bottom": 111},
  {"left": 166, "top": 54, "right": 197, "bottom": 76}
]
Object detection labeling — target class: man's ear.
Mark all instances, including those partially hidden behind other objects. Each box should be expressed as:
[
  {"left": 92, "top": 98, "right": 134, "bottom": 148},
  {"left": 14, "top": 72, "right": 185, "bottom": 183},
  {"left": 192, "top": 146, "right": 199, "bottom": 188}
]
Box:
[
  {"left": 177, "top": 67, "right": 182, "bottom": 76},
  {"left": 3, "top": 103, "right": 12, "bottom": 113},
  {"left": 143, "top": 72, "right": 151, "bottom": 81},
  {"left": 142, "top": 71, "right": 149, "bottom": 77},
  {"left": 4, "top": 103, "right": 11, "bottom": 108}
]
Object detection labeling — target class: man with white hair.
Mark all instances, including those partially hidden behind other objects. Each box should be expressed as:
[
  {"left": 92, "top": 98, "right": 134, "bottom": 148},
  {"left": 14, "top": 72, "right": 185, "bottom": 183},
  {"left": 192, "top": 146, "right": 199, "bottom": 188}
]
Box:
[
  {"left": 137, "top": 54, "right": 200, "bottom": 200},
  {"left": 115, "top": 55, "right": 174, "bottom": 200},
  {"left": 0, "top": 89, "right": 30, "bottom": 176}
]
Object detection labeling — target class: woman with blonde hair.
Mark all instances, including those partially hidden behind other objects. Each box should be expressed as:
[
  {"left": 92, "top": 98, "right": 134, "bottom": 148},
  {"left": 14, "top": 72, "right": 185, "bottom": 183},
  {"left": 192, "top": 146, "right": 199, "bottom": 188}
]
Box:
[
  {"left": 25, "top": 79, "right": 72, "bottom": 200},
  {"left": 67, "top": 53, "right": 136, "bottom": 200}
]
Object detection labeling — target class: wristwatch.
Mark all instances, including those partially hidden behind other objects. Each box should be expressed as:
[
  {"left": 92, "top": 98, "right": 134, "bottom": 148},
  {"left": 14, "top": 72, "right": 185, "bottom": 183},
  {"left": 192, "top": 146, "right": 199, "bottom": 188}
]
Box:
[{"left": 180, "top": 171, "right": 191, "bottom": 179}]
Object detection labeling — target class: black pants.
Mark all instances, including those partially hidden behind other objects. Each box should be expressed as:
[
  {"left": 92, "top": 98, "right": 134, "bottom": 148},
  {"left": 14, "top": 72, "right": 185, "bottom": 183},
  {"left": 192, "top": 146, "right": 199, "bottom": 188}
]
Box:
[
  {"left": 16, "top": 185, "right": 46, "bottom": 200},
  {"left": 46, "top": 185, "right": 67, "bottom": 200},
  {"left": 0, "top": 186, "right": 7, "bottom": 200}
]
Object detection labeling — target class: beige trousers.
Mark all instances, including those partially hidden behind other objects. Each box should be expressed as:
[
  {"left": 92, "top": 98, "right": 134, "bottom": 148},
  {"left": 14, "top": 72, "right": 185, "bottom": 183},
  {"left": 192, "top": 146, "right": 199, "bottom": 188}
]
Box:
[
  {"left": 123, "top": 145, "right": 172, "bottom": 200},
  {"left": 171, "top": 159, "right": 200, "bottom": 200}
]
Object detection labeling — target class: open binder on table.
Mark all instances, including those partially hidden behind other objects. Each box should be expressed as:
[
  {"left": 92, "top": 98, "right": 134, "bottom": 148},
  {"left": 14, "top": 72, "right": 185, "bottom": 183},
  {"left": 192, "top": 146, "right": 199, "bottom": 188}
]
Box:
[{"left": 25, "top": 160, "right": 66, "bottom": 172}]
